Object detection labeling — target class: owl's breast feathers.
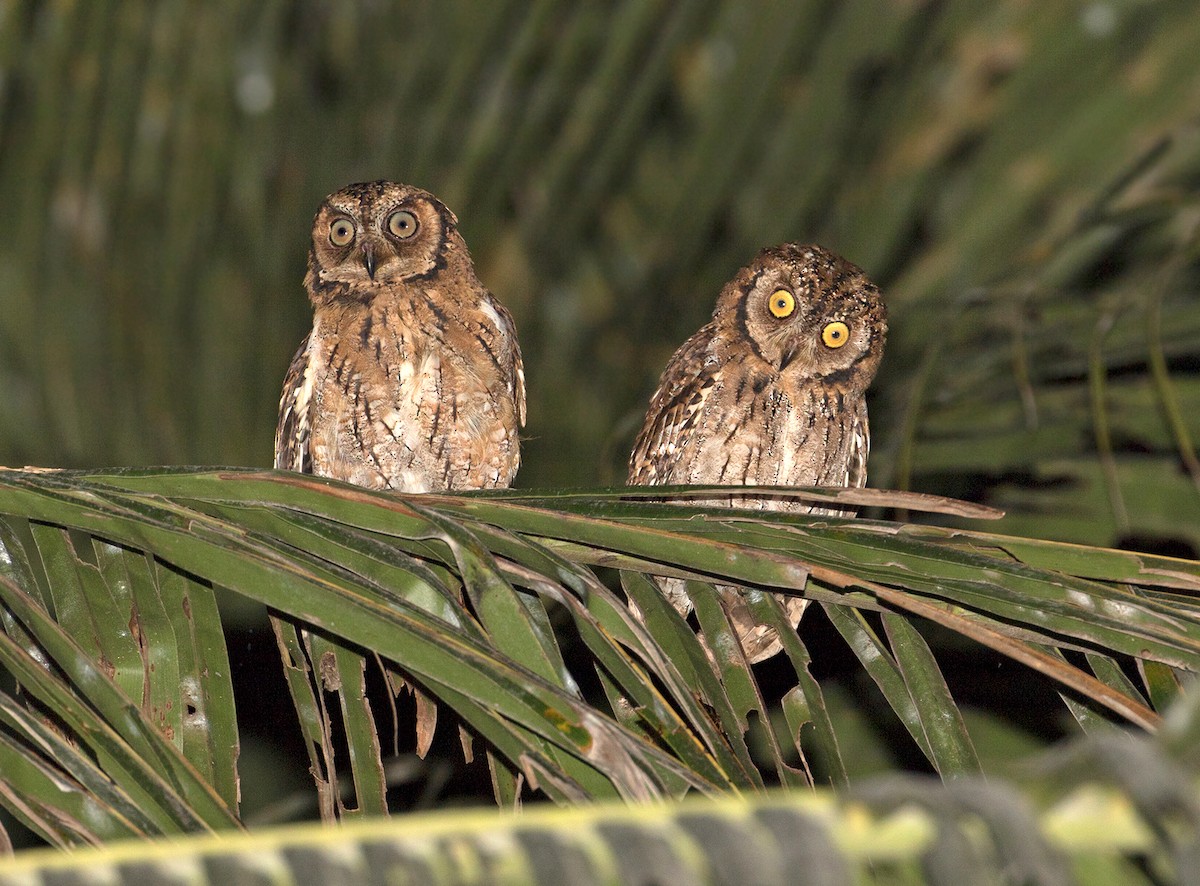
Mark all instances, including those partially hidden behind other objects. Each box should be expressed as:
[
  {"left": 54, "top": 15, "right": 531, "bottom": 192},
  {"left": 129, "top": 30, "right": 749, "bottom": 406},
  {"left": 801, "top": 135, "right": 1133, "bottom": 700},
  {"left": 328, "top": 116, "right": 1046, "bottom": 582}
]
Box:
[
  {"left": 628, "top": 325, "right": 870, "bottom": 499},
  {"left": 275, "top": 285, "right": 524, "bottom": 491},
  {"left": 626, "top": 243, "right": 882, "bottom": 661}
]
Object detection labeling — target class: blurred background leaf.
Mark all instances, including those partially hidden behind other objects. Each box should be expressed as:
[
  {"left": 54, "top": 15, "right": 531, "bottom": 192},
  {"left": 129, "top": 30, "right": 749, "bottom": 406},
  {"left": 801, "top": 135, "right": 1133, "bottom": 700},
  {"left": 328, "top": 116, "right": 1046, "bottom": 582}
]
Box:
[{"left": 6, "top": 712, "right": 1200, "bottom": 886}]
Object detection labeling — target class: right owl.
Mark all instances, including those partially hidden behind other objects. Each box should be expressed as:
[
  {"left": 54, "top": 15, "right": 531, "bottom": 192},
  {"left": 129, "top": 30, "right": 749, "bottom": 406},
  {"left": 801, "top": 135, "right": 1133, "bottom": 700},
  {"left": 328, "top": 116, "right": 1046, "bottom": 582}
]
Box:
[{"left": 628, "top": 243, "right": 887, "bottom": 662}]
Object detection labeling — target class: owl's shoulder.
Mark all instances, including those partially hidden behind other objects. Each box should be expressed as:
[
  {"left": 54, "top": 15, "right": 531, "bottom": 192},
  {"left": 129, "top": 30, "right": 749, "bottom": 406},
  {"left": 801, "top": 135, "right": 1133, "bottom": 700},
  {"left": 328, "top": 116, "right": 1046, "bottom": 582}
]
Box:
[
  {"left": 628, "top": 323, "right": 728, "bottom": 482},
  {"left": 847, "top": 400, "right": 870, "bottom": 489},
  {"left": 481, "top": 293, "right": 526, "bottom": 427},
  {"left": 274, "top": 332, "right": 317, "bottom": 473}
]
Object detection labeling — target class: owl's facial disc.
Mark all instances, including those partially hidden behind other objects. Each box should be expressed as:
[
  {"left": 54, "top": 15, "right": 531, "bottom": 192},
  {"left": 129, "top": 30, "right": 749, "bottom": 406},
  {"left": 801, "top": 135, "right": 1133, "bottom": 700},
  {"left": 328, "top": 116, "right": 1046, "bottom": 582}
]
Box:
[
  {"left": 747, "top": 272, "right": 871, "bottom": 378},
  {"left": 309, "top": 182, "right": 452, "bottom": 292},
  {"left": 706, "top": 242, "right": 886, "bottom": 392}
]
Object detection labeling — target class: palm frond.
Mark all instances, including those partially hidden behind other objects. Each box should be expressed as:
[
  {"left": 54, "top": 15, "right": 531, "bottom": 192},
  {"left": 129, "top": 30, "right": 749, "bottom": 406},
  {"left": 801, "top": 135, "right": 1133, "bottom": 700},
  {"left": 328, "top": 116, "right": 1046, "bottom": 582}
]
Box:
[
  {"left": 1, "top": 467, "right": 1197, "bottom": 841},
  {"left": 3, "top": 716, "right": 1200, "bottom": 884}
]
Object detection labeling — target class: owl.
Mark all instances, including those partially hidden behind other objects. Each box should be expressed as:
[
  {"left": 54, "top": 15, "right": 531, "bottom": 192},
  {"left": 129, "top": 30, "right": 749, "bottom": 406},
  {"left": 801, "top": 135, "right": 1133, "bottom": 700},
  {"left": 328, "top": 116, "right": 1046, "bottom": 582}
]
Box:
[
  {"left": 275, "top": 181, "right": 525, "bottom": 492},
  {"left": 628, "top": 243, "right": 887, "bottom": 662}
]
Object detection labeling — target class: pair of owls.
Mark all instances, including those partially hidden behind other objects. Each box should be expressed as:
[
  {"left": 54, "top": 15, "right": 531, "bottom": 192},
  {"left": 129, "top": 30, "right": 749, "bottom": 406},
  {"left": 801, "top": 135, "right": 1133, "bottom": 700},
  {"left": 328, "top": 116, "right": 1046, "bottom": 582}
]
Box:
[{"left": 276, "top": 182, "right": 887, "bottom": 662}]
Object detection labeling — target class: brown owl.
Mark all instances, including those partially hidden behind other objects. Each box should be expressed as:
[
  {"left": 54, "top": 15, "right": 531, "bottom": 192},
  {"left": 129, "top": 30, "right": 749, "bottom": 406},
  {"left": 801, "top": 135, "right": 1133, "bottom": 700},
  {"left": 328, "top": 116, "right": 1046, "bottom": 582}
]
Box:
[
  {"left": 628, "top": 243, "right": 887, "bottom": 662},
  {"left": 275, "top": 181, "right": 525, "bottom": 492}
]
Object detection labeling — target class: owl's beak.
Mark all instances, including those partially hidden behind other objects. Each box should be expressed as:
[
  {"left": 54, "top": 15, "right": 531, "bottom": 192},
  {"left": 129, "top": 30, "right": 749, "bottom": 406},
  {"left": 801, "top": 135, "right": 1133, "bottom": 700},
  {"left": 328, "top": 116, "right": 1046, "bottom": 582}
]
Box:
[
  {"left": 361, "top": 241, "right": 378, "bottom": 280},
  {"left": 778, "top": 342, "right": 799, "bottom": 371}
]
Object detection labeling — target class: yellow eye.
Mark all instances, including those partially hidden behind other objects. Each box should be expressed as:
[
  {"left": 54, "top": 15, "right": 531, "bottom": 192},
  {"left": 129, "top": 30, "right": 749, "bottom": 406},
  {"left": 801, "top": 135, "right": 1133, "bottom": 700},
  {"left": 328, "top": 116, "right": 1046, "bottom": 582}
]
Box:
[
  {"left": 329, "top": 218, "right": 355, "bottom": 247},
  {"left": 387, "top": 209, "right": 419, "bottom": 239},
  {"left": 768, "top": 289, "right": 795, "bottom": 318},
  {"left": 822, "top": 321, "right": 850, "bottom": 348}
]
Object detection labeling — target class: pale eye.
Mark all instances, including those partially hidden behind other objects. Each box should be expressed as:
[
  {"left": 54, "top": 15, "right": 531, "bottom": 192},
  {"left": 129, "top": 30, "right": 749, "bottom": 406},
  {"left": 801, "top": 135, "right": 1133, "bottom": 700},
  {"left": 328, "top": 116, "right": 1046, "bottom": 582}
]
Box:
[
  {"left": 822, "top": 321, "right": 850, "bottom": 348},
  {"left": 387, "top": 209, "right": 419, "bottom": 239},
  {"left": 329, "top": 218, "right": 355, "bottom": 247}
]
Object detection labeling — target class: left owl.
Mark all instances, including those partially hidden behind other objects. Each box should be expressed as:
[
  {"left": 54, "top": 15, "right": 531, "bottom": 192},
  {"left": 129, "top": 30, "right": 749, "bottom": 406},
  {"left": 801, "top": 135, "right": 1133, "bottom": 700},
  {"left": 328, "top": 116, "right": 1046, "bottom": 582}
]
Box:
[{"left": 274, "top": 181, "right": 525, "bottom": 492}]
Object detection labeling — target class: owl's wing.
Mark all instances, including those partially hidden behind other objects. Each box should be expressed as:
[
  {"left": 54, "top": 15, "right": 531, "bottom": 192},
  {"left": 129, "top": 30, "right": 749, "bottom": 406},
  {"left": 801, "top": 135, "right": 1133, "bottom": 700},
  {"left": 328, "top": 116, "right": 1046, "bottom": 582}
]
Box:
[
  {"left": 491, "top": 297, "right": 526, "bottom": 427},
  {"left": 274, "top": 333, "right": 314, "bottom": 473},
  {"left": 847, "top": 404, "right": 870, "bottom": 489},
  {"left": 628, "top": 327, "right": 717, "bottom": 484}
]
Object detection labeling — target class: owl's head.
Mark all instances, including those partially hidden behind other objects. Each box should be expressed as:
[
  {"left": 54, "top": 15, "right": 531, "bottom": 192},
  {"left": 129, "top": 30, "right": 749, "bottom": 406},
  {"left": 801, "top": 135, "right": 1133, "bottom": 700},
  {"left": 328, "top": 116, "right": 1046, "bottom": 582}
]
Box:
[
  {"left": 710, "top": 243, "right": 892, "bottom": 391},
  {"left": 306, "top": 181, "right": 463, "bottom": 298},
  {"left": 716, "top": 243, "right": 887, "bottom": 391}
]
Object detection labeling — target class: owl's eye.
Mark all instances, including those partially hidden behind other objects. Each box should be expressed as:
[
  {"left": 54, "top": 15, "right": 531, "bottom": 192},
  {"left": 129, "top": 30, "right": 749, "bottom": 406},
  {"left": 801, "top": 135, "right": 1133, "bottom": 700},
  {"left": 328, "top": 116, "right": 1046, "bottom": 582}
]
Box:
[
  {"left": 768, "top": 289, "right": 795, "bottom": 318},
  {"left": 329, "top": 218, "right": 355, "bottom": 247},
  {"left": 387, "top": 209, "right": 419, "bottom": 239},
  {"left": 822, "top": 321, "right": 850, "bottom": 348}
]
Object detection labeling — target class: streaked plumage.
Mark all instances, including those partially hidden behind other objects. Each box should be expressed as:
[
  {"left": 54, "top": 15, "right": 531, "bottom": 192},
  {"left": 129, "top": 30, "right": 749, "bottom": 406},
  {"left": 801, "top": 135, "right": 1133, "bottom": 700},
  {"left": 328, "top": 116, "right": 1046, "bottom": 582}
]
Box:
[
  {"left": 628, "top": 243, "right": 887, "bottom": 661},
  {"left": 275, "top": 181, "right": 524, "bottom": 492}
]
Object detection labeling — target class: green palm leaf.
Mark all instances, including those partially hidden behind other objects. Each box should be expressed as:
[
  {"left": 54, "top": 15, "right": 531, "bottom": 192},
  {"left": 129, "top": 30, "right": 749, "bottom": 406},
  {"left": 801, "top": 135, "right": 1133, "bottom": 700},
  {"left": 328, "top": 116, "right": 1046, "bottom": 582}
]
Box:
[{"left": 1, "top": 466, "right": 1196, "bottom": 844}]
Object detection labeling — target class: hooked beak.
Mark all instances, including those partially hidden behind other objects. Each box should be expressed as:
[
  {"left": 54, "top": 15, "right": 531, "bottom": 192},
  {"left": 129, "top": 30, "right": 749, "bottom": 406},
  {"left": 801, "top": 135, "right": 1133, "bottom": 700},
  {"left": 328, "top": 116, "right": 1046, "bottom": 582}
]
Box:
[
  {"left": 778, "top": 341, "right": 799, "bottom": 372},
  {"left": 361, "top": 241, "right": 377, "bottom": 280}
]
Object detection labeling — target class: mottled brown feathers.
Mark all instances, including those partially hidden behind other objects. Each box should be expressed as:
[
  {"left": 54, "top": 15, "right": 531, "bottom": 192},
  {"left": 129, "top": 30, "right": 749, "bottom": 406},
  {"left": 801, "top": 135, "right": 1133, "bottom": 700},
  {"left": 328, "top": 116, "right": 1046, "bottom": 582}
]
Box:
[
  {"left": 628, "top": 243, "right": 887, "bottom": 661},
  {"left": 274, "top": 181, "right": 525, "bottom": 492}
]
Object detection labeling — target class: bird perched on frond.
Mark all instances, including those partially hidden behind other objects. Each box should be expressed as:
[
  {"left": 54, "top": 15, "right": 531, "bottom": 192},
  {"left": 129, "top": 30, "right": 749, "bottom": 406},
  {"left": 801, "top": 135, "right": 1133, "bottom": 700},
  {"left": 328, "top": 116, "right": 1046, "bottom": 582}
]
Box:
[
  {"left": 629, "top": 243, "right": 887, "bottom": 662},
  {"left": 275, "top": 181, "right": 525, "bottom": 492}
]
